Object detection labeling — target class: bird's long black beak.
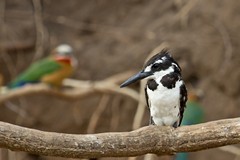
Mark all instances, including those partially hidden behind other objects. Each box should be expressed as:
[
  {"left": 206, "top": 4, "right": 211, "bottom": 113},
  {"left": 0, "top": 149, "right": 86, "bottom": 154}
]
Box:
[{"left": 120, "top": 71, "right": 152, "bottom": 88}]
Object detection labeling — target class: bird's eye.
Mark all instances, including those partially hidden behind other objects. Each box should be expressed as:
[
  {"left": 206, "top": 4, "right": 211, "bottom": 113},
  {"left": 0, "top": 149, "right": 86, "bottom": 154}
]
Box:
[{"left": 152, "top": 63, "right": 160, "bottom": 69}]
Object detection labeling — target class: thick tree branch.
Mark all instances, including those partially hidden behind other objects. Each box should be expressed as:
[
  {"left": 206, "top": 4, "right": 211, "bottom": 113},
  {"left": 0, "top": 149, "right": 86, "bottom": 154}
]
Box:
[{"left": 0, "top": 118, "right": 239, "bottom": 158}]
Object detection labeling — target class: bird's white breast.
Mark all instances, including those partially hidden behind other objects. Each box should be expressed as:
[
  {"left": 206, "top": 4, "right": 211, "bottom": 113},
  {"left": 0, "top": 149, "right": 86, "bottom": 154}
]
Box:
[{"left": 147, "top": 80, "right": 183, "bottom": 126}]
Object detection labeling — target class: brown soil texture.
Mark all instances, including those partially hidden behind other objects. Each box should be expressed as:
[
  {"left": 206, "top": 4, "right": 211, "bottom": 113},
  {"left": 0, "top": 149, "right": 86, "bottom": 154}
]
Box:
[{"left": 0, "top": 0, "right": 240, "bottom": 160}]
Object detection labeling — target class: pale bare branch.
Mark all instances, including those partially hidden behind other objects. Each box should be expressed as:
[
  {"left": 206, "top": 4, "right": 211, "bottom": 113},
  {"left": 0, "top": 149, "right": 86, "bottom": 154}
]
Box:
[
  {"left": 0, "top": 118, "right": 239, "bottom": 158},
  {"left": 0, "top": 71, "right": 140, "bottom": 105}
]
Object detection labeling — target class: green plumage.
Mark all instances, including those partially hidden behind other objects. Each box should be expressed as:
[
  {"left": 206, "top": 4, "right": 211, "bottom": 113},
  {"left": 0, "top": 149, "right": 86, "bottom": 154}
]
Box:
[
  {"left": 181, "top": 101, "right": 204, "bottom": 125},
  {"left": 175, "top": 98, "right": 204, "bottom": 160},
  {"left": 8, "top": 58, "right": 62, "bottom": 88}
]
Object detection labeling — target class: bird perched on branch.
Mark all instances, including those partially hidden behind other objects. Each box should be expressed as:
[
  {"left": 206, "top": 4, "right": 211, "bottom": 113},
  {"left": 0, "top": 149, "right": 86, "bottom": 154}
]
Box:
[
  {"left": 8, "top": 44, "right": 76, "bottom": 88},
  {"left": 120, "top": 50, "right": 187, "bottom": 128}
]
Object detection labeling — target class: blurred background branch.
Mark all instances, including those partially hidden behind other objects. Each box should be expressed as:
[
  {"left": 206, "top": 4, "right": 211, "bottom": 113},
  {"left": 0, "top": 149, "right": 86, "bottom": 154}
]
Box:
[{"left": 0, "top": 71, "right": 140, "bottom": 104}]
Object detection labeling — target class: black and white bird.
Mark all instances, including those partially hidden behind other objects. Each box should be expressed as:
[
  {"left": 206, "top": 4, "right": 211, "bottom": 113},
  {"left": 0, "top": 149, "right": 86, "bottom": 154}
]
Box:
[{"left": 120, "top": 50, "right": 187, "bottom": 128}]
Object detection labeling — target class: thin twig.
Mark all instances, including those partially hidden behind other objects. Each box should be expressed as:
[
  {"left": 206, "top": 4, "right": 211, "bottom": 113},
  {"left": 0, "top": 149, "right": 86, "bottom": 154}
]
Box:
[
  {"left": 132, "top": 82, "right": 146, "bottom": 130},
  {"left": 71, "top": 101, "right": 83, "bottom": 125},
  {"left": 4, "top": 101, "right": 27, "bottom": 118},
  {"left": 175, "top": 0, "right": 199, "bottom": 27},
  {"left": 87, "top": 94, "right": 110, "bottom": 133},
  {"left": 0, "top": 0, "right": 16, "bottom": 78},
  {"left": 213, "top": 20, "right": 233, "bottom": 74},
  {"left": 32, "top": 0, "right": 47, "bottom": 61},
  {"left": 110, "top": 96, "right": 122, "bottom": 131},
  {"left": 15, "top": 98, "right": 28, "bottom": 125}
]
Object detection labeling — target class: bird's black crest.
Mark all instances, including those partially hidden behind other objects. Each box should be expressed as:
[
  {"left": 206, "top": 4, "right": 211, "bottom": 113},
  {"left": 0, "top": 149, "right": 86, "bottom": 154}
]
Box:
[
  {"left": 144, "top": 49, "right": 172, "bottom": 68},
  {"left": 143, "top": 49, "right": 181, "bottom": 73}
]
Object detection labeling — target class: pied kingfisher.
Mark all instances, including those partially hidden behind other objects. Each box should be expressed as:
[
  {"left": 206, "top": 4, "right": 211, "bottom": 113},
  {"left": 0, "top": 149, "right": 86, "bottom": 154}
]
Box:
[{"left": 120, "top": 49, "right": 187, "bottom": 128}]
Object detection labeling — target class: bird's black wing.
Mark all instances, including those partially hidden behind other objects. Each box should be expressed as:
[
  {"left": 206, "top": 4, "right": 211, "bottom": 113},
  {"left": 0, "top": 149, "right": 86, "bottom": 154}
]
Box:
[
  {"left": 145, "top": 85, "right": 155, "bottom": 125},
  {"left": 144, "top": 85, "right": 150, "bottom": 108},
  {"left": 179, "top": 83, "right": 188, "bottom": 126}
]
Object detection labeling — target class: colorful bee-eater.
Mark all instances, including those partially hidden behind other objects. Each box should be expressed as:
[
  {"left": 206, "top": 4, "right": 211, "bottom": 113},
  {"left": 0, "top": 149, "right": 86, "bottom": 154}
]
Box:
[{"left": 8, "top": 44, "right": 77, "bottom": 88}]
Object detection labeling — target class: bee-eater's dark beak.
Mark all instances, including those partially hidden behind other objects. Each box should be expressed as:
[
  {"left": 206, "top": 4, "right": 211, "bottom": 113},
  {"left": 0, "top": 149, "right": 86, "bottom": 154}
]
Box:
[{"left": 120, "top": 71, "right": 152, "bottom": 88}]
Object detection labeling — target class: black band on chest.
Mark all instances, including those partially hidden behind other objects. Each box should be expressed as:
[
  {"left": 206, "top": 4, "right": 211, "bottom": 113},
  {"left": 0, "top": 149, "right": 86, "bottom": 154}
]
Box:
[
  {"left": 160, "top": 72, "right": 180, "bottom": 89},
  {"left": 147, "top": 79, "right": 158, "bottom": 91}
]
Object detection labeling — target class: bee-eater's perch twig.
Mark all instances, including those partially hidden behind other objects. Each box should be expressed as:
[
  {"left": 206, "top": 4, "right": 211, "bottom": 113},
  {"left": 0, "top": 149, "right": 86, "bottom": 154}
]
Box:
[
  {"left": 0, "top": 71, "right": 141, "bottom": 105},
  {"left": 0, "top": 118, "right": 239, "bottom": 158}
]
